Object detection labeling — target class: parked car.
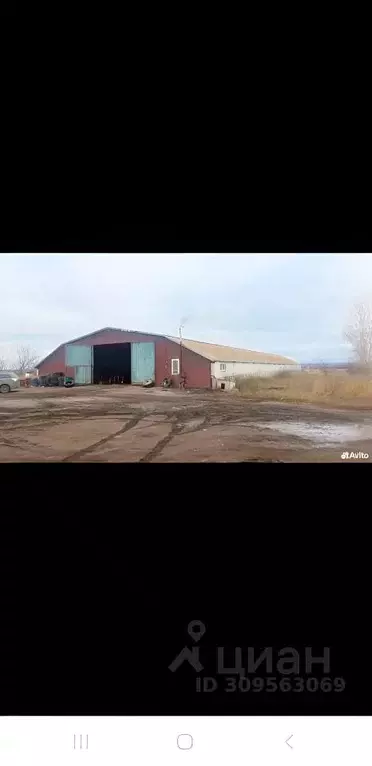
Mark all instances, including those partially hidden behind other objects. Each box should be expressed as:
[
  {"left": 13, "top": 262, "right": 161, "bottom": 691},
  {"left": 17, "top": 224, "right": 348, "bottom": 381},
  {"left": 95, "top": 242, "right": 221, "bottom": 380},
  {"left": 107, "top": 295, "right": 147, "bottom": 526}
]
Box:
[{"left": 0, "top": 372, "right": 21, "bottom": 393}]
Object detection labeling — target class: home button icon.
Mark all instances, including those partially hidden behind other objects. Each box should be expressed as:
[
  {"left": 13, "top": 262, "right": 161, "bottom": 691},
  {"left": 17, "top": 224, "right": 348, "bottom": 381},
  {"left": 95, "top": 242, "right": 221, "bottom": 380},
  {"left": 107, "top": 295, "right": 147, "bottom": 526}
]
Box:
[{"left": 177, "top": 734, "right": 193, "bottom": 750}]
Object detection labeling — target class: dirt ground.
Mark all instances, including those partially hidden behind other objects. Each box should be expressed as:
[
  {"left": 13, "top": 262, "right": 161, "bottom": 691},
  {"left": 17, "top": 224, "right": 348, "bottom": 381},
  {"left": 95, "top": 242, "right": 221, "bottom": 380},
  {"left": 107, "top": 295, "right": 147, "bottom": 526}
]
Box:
[{"left": 1, "top": 385, "right": 372, "bottom": 462}]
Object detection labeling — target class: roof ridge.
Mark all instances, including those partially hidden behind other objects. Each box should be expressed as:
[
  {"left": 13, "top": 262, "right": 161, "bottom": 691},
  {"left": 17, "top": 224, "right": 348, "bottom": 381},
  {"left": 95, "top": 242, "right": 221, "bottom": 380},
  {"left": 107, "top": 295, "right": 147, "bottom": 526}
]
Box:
[
  {"left": 168, "top": 335, "right": 257, "bottom": 352},
  {"left": 170, "top": 335, "right": 294, "bottom": 357},
  {"left": 37, "top": 327, "right": 298, "bottom": 369}
]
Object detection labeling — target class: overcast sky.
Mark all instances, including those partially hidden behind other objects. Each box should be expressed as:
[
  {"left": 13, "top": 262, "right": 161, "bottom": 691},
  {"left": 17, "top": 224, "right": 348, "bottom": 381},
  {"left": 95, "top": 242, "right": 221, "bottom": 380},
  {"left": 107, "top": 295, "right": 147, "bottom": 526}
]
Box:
[{"left": 1, "top": 254, "right": 372, "bottom": 364}]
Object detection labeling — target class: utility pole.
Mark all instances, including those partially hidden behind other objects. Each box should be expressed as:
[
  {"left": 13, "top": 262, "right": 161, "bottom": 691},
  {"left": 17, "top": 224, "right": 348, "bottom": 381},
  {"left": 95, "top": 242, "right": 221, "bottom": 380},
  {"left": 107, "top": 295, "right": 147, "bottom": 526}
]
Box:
[{"left": 179, "top": 322, "right": 183, "bottom": 388}]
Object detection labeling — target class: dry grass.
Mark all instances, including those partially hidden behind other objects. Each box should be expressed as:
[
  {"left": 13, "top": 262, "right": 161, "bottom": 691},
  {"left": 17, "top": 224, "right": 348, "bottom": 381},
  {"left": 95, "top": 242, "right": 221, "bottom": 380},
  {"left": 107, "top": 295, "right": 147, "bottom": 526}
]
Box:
[{"left": 234, "top": 370, "right": 372, "bottom": 407}]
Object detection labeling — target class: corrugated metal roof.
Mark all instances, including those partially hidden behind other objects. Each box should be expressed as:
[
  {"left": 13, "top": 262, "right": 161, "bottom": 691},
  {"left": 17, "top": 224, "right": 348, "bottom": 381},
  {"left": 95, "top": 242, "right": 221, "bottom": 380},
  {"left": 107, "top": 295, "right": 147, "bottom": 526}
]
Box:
[
  {"left": 167, "top": 336, "right": 298, "bottom": 365},
  {"left": 37, "top": 326, "right": 298, "bottom": 369}
]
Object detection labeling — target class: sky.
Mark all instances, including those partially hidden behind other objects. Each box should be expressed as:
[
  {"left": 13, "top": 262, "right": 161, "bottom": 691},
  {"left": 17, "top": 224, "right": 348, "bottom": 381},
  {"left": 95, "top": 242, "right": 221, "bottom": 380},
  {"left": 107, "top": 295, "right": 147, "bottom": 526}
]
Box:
[{"left": 1, "top": 253, "right": 372, "bottom": 365}]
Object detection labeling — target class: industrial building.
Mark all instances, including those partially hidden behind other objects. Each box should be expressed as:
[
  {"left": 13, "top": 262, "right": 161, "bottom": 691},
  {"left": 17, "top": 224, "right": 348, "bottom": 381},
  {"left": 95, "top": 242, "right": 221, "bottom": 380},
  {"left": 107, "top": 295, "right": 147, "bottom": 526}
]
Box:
[{"left": 36, "top": 327, "right": 299, "bottom": 389}]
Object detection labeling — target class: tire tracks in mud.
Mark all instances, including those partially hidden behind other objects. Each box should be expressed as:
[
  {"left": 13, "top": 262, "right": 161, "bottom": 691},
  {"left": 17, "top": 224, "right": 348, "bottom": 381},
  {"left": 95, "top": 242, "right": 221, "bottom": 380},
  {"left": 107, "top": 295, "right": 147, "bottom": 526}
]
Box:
[
  {"left": 61, "top": 414, "right": 146, "bottom": 462},
  {"left": 139, "top": 407, "right": 267, "bottom": 462},
  {"left": 0, "top": 438, "right": 24, "bottom": 449},
  {"left": 58, "top": 409, "right": 207, "bottom": 465},
  {"left": 138, "top": 404, "right": 300, "bottom": 463},
  {"left": 139, "top": 413, "right": 210, "bottom": 462},
  {"left": 1, "top": 404, "right": 250, "bottom": 463},
  {"left": 2, "top": 395, "right": 330, "bottom": 463},
  {"left": 0, "top": 406, "right": 146, "bottom": 433},
  {"left": 62, "top": 409, "right": 212, "bottom": 464},
  {"left": 139, "top": 424, "right": 181, "bottom": 463}
]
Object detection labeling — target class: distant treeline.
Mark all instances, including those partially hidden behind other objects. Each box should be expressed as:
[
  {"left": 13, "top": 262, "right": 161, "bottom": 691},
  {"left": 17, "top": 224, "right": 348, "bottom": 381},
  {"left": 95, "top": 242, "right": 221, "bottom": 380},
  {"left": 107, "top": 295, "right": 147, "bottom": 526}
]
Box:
[
  {"left": 302, "top": 362, "right": 350, "bottom": 370},
  {"left": 302, "top": 362, "right": 371, "bottom": 373}
]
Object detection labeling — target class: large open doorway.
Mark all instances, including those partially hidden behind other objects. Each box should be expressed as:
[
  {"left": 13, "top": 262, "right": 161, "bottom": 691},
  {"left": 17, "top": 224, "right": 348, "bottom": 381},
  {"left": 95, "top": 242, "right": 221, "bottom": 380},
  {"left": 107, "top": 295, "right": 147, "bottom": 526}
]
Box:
[{"left": 93, "top": 343, "right": 131, "bottom": 384}]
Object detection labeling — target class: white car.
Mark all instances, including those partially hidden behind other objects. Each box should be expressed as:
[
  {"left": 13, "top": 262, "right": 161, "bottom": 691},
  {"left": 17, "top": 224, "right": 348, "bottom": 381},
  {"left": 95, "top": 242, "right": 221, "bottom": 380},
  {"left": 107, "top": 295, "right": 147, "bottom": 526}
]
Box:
[{"left": 0, "top": 372, "right": 21, "bottom": 393}]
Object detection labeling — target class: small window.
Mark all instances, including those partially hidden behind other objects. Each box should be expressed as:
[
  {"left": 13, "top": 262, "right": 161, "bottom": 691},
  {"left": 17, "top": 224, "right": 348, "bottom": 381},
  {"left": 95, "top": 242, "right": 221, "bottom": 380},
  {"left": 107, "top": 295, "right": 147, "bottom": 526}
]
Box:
[
  {"left": 220, "top": 363, "right": 226, "bottom": 372},
  {"left": 171, "top": 358, "right": 180, "bottom": 375}
]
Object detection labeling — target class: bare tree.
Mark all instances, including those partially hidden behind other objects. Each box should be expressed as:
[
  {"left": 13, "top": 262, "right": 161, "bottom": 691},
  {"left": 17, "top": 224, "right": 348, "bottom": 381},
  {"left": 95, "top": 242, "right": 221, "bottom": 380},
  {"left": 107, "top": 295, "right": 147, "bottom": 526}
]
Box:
[
  {"left": 344, "top": 302, "right": 372, "bottom": 368},
  {"left": 13, "top": 345, "right": 39, "bottom": 374},
  {"left": 0, "top": 357, "right": 9, "bottom": 371}
]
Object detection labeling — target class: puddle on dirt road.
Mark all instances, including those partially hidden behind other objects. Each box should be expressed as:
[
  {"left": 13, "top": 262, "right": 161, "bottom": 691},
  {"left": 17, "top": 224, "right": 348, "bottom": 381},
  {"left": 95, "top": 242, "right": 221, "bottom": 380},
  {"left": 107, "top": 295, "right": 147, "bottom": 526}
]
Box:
[{"left": 257, "top": 420, "right": 372, "bottom": 443}]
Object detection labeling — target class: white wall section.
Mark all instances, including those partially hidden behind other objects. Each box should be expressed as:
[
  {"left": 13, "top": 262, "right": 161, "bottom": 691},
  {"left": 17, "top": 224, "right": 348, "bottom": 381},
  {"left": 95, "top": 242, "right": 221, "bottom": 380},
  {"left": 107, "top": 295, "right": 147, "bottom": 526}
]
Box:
[{"left": 211, "top": 361, "right": 301, "bottom": 379}]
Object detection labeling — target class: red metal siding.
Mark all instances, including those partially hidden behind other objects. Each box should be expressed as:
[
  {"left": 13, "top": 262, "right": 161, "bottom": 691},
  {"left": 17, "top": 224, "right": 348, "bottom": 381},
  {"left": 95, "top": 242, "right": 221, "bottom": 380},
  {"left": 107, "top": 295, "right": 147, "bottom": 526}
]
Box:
[
  {"left": 37, "top": 346, "right": 66, "bottom": 377},
  {"left": 37, "top": 329, "right": 211, "bottom": 388},
  {"left": 156, "top": 340, "right": 211, "bottom": 388}
]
